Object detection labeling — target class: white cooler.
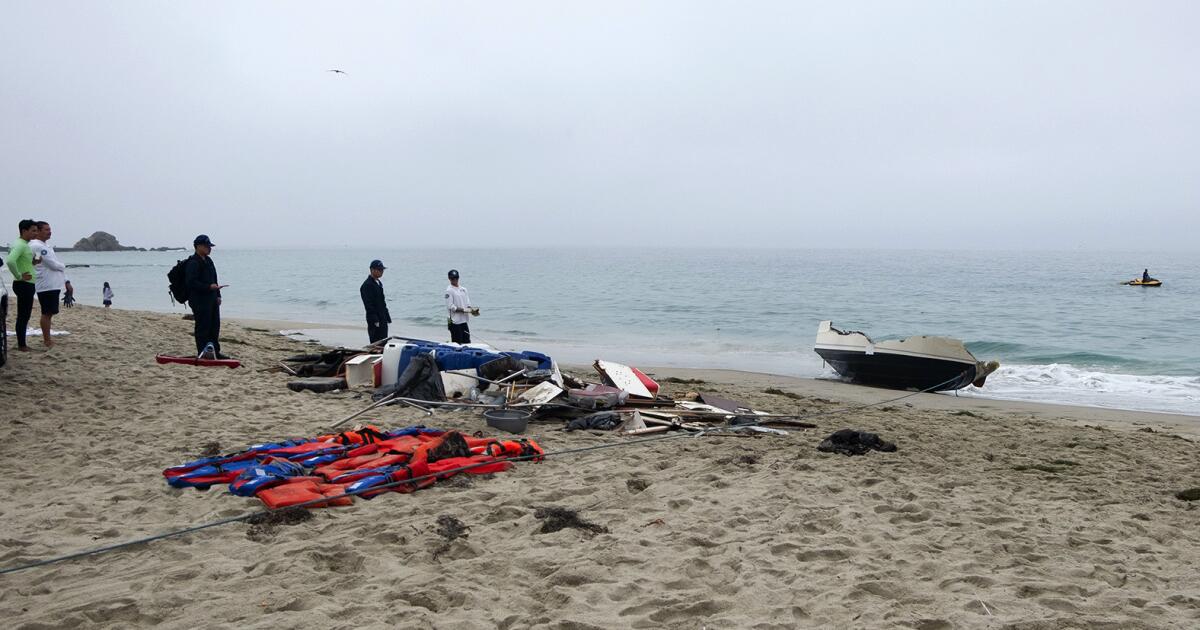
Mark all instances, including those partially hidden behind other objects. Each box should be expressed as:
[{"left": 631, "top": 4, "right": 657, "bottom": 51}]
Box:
[{"left": 345, "top": 354, "right": 382, "bottom": 388}]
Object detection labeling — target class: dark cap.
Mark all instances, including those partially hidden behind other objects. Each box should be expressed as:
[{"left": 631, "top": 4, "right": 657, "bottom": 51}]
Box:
[
  {"left": 193, "top": 234, "right": 215, "bottom": 247},
  {"left": 370, "top": 259, "right": 386, "bottom": 270},
  {"left": 447, "top": 269, "right": 459, "bottom": 279}
]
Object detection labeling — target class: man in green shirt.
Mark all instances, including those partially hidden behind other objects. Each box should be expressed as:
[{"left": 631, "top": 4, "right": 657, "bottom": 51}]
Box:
[{"left": 5, "top": 219, "right": 40, "bottom": 351}]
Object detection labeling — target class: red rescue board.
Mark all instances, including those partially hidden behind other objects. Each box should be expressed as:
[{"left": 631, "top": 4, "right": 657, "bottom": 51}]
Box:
[{"left": 155, "top": 354, "right": 241, "bottom": 368}]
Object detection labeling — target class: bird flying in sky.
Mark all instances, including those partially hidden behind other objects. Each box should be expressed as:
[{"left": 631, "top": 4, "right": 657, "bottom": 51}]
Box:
[{"left": 328, "top": 69, "right": 347, "bottom": 75}]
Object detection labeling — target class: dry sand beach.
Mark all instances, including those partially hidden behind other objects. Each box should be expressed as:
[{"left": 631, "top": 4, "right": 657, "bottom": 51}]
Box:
[{"left": 2, "top": 306, "right": 1200, "bottom": 629}]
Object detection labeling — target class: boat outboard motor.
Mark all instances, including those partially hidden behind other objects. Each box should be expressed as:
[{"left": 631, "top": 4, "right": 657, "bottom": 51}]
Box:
[{"left": 972, "top": 360, "right": 1000, "bottom": 388}]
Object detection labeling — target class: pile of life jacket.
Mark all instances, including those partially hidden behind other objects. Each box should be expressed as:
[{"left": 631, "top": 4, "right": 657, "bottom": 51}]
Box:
[{"left": 163, "top": 425, "right": 543, "bottom": 509}]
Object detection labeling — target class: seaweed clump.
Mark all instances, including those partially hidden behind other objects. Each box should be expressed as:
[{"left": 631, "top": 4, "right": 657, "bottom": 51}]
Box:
[
  {"left": 246, "top": 507, "right": 312, "bottom": 542},
  {"left": 435, "top": 515, "right": 470, "bottom": 541},
  {"left": 534, "top": 506, "right": 609, "bottom": 535},
  {"left": 1175, "top": 488, "right": 1200, "bottom": 502},
  {"left": 432, "top": 514, "right": 470, "bottom": 561},
  {"left": 763, "top": 387, "right": 805, "bottom": 401}
]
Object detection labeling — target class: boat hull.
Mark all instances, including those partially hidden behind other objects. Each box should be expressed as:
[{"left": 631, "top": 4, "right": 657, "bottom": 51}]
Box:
[{"left": 815, "top": 348, "right": 978, "bottom": 392}]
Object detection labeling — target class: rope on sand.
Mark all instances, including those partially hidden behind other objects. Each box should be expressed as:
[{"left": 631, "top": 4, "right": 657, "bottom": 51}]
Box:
[{"left": 0, "top": 371, "right": 967, "bottom": 576}]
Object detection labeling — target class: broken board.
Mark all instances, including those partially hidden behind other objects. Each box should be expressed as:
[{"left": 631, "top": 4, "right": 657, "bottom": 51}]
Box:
[
  {"left": 594, "top": 360, "right": 658, "bottom": 399},
  {"left": 517, "top": 381, "right": 564, "bottom": 405}
]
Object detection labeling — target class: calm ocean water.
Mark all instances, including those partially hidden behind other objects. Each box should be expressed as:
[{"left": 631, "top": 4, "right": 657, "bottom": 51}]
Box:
[{"left": 34, "top": 247, "right": 1200, "bottom": 416}]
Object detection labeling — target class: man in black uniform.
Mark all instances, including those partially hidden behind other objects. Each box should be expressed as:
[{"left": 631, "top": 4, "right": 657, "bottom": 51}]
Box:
[
  {"left": 360, "top": 259, "right": 391, "bottom": 343},
  {"left": 184, "top": 234, "right": 226, "bottom": 357}
]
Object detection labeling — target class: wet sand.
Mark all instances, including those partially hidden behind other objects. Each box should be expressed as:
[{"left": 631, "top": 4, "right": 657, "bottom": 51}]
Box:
[{"left": 2, "top": 306, "right": 1199, "bottom": 629}]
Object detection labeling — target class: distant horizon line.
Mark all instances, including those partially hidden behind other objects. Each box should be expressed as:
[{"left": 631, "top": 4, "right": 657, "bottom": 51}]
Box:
[{"left": 4, "top": 243, "right": 1192, "bottom": 254}]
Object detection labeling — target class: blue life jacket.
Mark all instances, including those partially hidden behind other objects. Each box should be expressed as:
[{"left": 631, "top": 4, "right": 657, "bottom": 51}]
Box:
[{"left": 230, "top": 458, "right": 307, "bottom": 496}]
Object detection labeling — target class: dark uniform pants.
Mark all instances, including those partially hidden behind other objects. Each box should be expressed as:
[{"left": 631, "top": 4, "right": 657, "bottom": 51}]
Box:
[
  {"left": 368, "top": 320, "right": 389, "bottom": 343},
  {"left": 448, "top": 321, "right": 470, "bottom": 344},
  {"left": 190, "top": 297, "right": 221, "bottom": 355},
  {"left": 12, "top": 281, "right": 35, "bottom": 348}
]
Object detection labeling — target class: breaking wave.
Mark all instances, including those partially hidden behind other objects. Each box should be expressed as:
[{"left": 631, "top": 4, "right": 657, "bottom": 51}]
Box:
[{"left": 959, "top": 363, "right": 1200, "bottom": 416}]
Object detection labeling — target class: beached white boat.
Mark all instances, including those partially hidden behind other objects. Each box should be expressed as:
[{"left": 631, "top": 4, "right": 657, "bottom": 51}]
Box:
[{"left": 814, "top": 320, "right": 998, "bottom": 392}]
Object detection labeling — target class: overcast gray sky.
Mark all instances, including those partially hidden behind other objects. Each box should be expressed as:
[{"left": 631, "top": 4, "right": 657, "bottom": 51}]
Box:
[{"left": 2, "top": 1, "right": 1197, "bottom": 250}]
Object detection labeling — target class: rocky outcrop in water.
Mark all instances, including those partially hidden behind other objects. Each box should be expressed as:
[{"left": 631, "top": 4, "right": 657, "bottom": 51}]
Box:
[
  {"left": 69, "top": 231, "right": 184, "bottom": 252},
  {"left": 73, "top": 231, "right": 135, "bottom": 251}
]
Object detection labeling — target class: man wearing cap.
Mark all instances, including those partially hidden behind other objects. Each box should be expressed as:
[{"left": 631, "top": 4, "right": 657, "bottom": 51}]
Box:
[
  {"left": 184, "top": 234, "right": 227, "bottom": 357},
  {"left": 445, "top": 269, "right": 478, "bottom": 344},
  {"left": 360, "top": 259, "right": 391, "bottom": 344}
]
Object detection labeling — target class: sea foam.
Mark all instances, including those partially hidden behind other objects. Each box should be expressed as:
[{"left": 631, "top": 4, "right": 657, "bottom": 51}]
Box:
[{"left": 957, "top": 363, "right": 1200, "bottom": 416}]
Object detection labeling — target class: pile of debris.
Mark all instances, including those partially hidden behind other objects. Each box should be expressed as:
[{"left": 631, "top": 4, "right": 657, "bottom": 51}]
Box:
[{"left": 283, "top": 336, "right": 817, "bottom": 437}]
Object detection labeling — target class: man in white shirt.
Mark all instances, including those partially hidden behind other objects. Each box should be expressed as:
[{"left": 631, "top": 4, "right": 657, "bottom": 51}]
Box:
[
  {"left": 444, "top": 269, "right": 478, "bottom": 344},
  {"left": 30, "top": 221, "right": 67, "bottom": 347}
]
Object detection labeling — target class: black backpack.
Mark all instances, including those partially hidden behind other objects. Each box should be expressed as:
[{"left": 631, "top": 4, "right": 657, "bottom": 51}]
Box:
[{"left": 168, "top": 258, "right": 190, "bottom": 304}]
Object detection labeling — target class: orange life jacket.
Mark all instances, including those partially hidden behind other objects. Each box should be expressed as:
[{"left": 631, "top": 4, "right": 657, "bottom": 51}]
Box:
[
  {"left": 314, "top": 425, "right": 393, "bottom": 445},
  {"left": 257, "top": 479, "right": 355, "bottom": 509}
]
